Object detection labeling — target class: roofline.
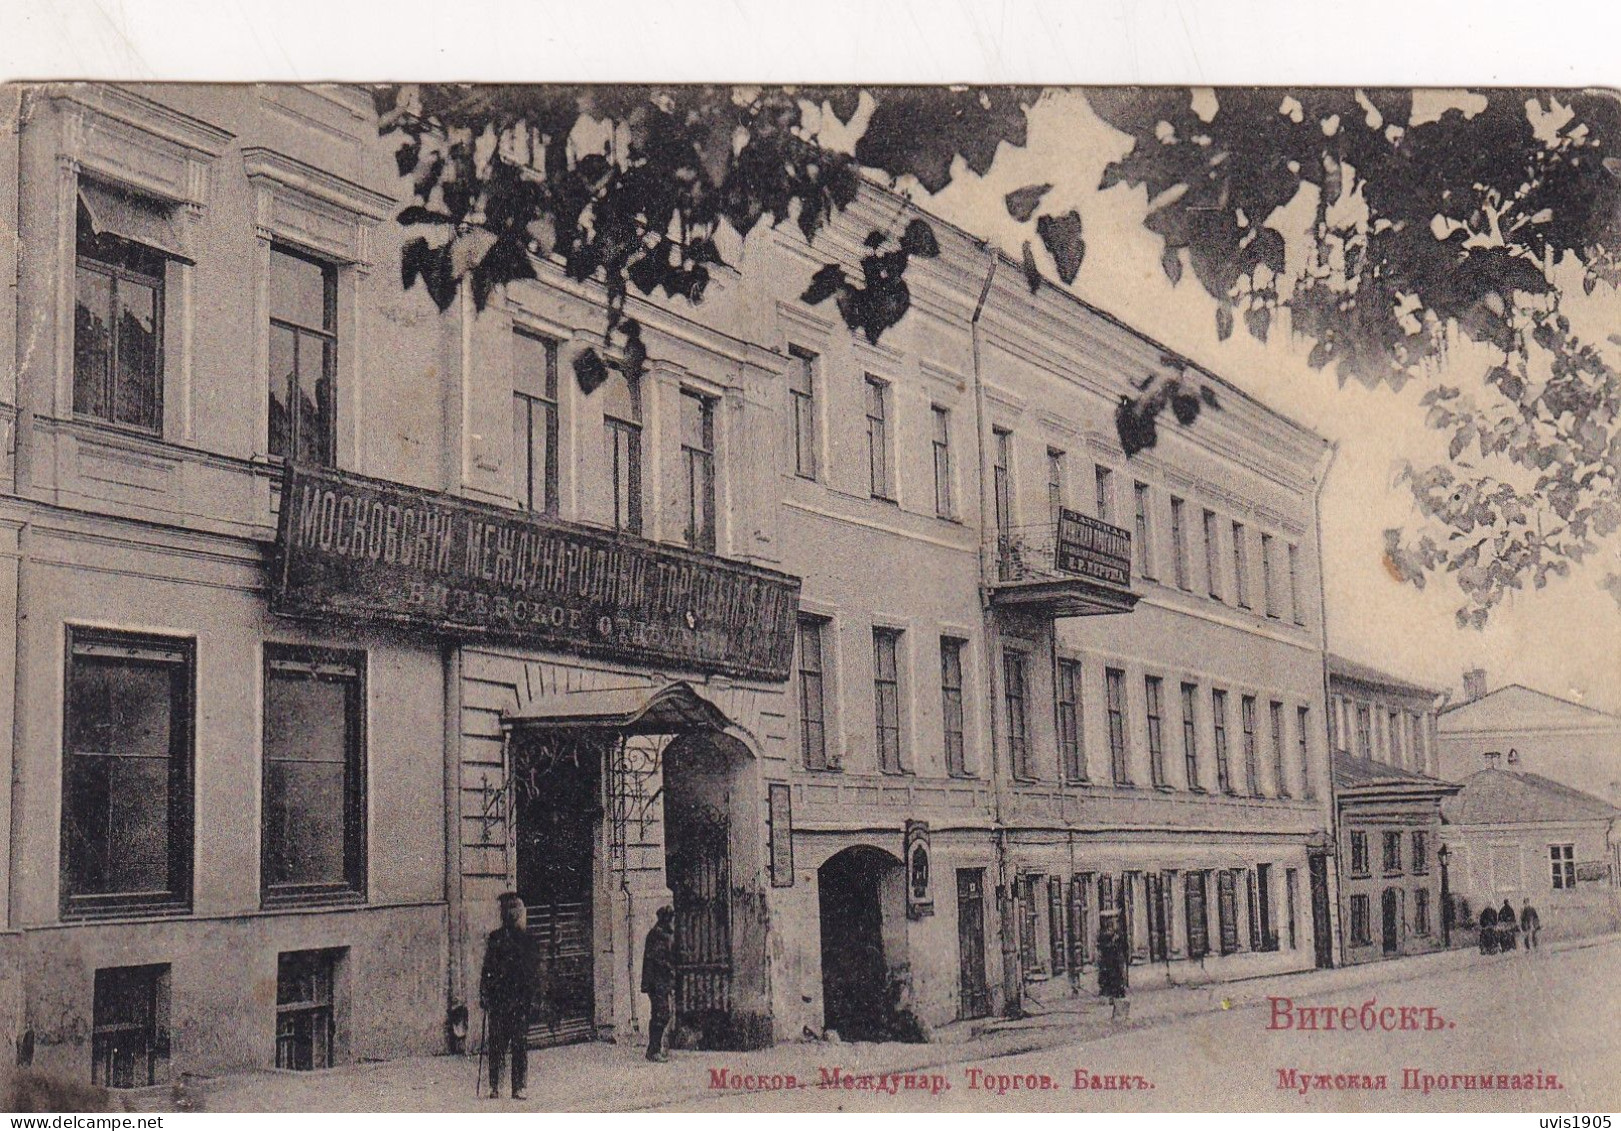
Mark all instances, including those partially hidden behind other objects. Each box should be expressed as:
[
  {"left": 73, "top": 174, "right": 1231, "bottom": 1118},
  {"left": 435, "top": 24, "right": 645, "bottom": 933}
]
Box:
[{"left": 1437, "top": 682, "right": 1621, "bottom": 720}]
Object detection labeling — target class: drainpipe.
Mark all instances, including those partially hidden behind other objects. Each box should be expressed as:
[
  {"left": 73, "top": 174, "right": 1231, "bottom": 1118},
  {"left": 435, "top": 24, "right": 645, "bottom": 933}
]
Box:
[
  {"left": 442, "top": 644, "right": 465, "bottom": 1048},
  {"left": 1312, "top": 441, "right": 1340, "bottom": 966},
  {"left": 969, "top": 250, "right": 1023, "bottom": 1017}
]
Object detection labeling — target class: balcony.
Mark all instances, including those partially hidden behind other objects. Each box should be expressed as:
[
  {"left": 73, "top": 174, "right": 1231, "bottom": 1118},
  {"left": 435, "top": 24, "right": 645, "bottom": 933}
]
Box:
[{"left": 988, "top": 511, "right": 1139, "bottom": 618}]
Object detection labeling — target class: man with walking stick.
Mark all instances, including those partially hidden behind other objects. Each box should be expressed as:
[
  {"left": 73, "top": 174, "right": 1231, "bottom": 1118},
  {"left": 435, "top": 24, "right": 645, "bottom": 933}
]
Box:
[{"left": 480, "top": 892, "right": 540, "bottom": 1100}]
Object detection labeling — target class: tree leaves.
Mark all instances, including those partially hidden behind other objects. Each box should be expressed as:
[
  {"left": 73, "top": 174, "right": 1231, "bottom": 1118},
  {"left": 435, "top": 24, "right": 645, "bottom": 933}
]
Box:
[
  {"left": 1036, "top": 210, "right": 1086, "bottom": 284},
  {"left": 1114, "top": 368, "right": 1223, "bottom": 458},
  {"left": 799, "top": 223, "right": 935, "bottom": 344},
  {"left": 1005, "top": 183, "right": 1051, "bottom": 222}
]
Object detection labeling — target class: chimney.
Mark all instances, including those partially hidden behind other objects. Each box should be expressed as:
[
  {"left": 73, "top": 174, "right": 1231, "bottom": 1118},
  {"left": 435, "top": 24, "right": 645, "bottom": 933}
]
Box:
[
  {"left": 1463, "top": 668, "right": 1487, "bottom": 702},
  {"left": 1483, "top": 750, "right": 1502, "bottom": 770}
]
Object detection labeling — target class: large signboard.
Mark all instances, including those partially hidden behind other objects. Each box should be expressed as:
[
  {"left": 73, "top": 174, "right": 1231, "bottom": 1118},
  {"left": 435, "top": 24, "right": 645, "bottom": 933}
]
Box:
[
  {"left": 1055, "top": 507, "right": 1132, "bottom": 588},
  {"left": 272, "top": 464, "right": 802, "bottom": 682}
]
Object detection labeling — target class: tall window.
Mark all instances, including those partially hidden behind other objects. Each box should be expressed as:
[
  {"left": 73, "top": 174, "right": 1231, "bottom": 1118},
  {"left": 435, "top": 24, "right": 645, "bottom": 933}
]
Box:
[
  {"left": 1355, "top": 704, "right": 1373, "bottom": 760},
  {"left": 1144, "top": 675, "right": 1166, "bottom": 787},
  {"left": 1414, "top": 888, "right": 1432, "bottom": 936},
  {"left": 1350, "top": 830, "right": 1370, "bottom": 875},
  {"left": 1382, "top": 830, "right": 1403, "bottom": 874},
  {"left": 1004, "top": 650, "right": 1031, "bottom": 780},
  {"left": 1287, "top": 543, "right": 1304, "bottom": 624},
  {"left": 74, "top": 184, "right": 171, "bottom": 434},
  {"left": 1387, "top": 709, "right": 1403, "bottom": 767},
  {"left": 1057, "top": 658, "right": 1084, "bottom": 782},
  {"left": 92, "top": 964, "right": 170, "bottom": 1088},
  {"left": 865, "top": 376, "right": 892, "bottom": 500},
  {"left": 681, "top": 390, "right": 717, "bottom": 552},
  {"left": 62, "top": 628, "right": 193, "bottom": 917},
  {"left": 1184, "top": 872, "right": 1210, "bottom": 959},
  {"left": 1412, "top": 830, "right": 1429, "bottom": 875},
  {"left": 797, "top": 616, "right": 830, "bottom": 770},
  {"left": 1270, "top": 701, "right": 1289, "bottom": 798},
  {"left": 789, "top": 345, "right": 818, "bottom": 480},
  {"left": 1181, "top": 682, "right": 1201, "bottom": 790},
  {"left": 1261, "top": 533, "right": 1278, "bottom": 617},
  {"left": 1211, "top": 689, "right": 1232, "bottom": 794},
  {"left": 1203, "top": 509, "right": 1222, "bottom": 600},
  {"left": 263, "top": 646, "right": 366, "bottom": 904},
  {"left": 1550, "top": 844, "right": 1576, "bottom": 889},
  {"left": 1297, "top": 706, "right": 1315, "bottom": 800},
  {"left": 940, "top": 638, "right": 967, "bottom": 777},
  {"left": 872, "top": 628, "right": 903, "bottom": 773},
  {"left": 1241, "top": 695, "right": 1261, "bottom": 797},
  {"left": 1047, "top": 448, "right": 1066, "bottom": 527},
  {"left": 603, "top": 371, "right": 643, "bottom": 534},
  {"left": 993, "top": 429, "right": 1013, "bottom": 544},
  {"left": 1231, "top": 521, "right": 1250, "bottom": 608},
  {"left": 269, "top": 246, "right": 338, "bottom": 464},
  {"left": 932, "top": 406, "right": 954, "bottom": 518},
  {"left": 1170, "top": 496, "right": 1190, "bottom": 589},
  {"left": 1133, "top": 483, "right": 1154, "bottom": 579},
  {"left": 1094, "top": 465, "right": 1114, "bottom": 523},
  {"left": 1217, "top": 869, "right": 1239, "bottom": 954},
  {"left": 1285, "top": 867, "right": 1300, "bottom": 950},
  {"left": 512, "top": 330, "right": 558, "bottom": 513},
  {"left": 1411, "top": 711, "right": 1427, "bottom": 774},
  {"left": 276, "top": 949, "right": 339, "bottom": 1070},
  {"left": 1105, "top": 667, "right": 1130, "bottom": 785},
  {"left": 1350, "top": 894, "right": 1371, "bottom": 945}
]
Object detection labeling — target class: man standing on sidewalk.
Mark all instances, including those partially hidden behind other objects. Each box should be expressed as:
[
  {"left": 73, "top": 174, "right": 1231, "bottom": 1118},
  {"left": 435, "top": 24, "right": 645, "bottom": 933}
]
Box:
[
  {"left": 481, "top": 892, "right": 539, "bottom": 1100},
  {"left": 1520, "top": 900, "right": 1541, "bottom": 951},
  {"left": 642, "top": 905, "right": 677, "bottom": 1061}
]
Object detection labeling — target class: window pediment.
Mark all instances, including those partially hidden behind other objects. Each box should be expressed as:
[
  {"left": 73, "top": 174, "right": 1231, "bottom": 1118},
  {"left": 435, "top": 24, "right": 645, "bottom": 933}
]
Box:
[{"left": 243, "top": 146, "right": 395, "bottom": 268}]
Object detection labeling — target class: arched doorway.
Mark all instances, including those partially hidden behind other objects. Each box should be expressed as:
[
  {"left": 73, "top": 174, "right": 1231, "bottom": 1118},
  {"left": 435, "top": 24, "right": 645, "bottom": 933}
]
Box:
[{"left": 817, "top": 846, "right": 905, "bottom": 1041}]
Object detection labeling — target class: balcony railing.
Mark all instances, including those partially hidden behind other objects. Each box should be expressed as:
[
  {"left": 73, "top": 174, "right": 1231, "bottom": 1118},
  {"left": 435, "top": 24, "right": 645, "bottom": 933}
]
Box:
[{"left": 987, "top": 515, "right": 1138, "bottom": 618}]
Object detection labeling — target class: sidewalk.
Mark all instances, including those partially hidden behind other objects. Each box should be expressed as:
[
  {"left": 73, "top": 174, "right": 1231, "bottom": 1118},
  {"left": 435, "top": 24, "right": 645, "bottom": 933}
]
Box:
[{"left": 171, "top": 931, "right": 1618, "bottom": 1113}]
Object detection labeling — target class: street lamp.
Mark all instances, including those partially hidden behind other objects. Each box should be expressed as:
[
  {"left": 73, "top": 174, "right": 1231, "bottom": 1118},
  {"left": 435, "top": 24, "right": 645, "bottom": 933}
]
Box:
[{"left": 1437, "top": 843, "right": 1453, "bottom": 947}]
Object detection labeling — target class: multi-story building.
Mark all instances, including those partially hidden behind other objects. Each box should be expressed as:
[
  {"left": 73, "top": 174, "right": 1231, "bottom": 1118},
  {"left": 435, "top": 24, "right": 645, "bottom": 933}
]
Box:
[
  {"left": 1327, "top": 657, "right": 1458, "bottom": 963},
  {"left": 0, "top": 83, "right": 1342, "bottom": 1087}
]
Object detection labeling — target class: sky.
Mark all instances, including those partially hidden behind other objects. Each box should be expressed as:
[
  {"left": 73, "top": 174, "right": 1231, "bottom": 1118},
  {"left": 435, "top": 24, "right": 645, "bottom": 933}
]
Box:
[{"left": 904, "top": 90, "right": 1621, "bottom": 713}]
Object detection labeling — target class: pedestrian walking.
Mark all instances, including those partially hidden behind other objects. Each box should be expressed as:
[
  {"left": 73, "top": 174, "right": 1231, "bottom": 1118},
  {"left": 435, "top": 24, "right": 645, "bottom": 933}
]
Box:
[
  {"left": 1520, "top": 900, "right": 1541, "bottom": 951},
  {"left": 1478, "top": 905, "right": 1498, "bottom": 955},
  {"left": 1097, "top": 909, "right": 1129, "bottom": 1020},
  {"left": 642, "top": 905, "right": 676, "bottom": 1061},
  {"left": 479, "top": 892, "right": 539, "bottom": 1100},
  {"left": 1497, "top": 899, "right": 1519, "bottom": 952}
]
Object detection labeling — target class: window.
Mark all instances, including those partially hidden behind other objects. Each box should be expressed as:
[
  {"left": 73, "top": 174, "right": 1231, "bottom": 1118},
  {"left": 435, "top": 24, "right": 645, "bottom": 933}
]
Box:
[
  {"left": 789, "top": 345, "right": 818, "bottom": 480},
  {"left": 1350, "top": 894, "right": 1372, "bottom": 946},
  {"left": 603, "top": 371, "right": 643, "bottom": 534},
  {"left": 1285, "top": 867, "right": 1300, "bottom": 950},
  {"left": 1216, "top": 869, "right": 1239, "bottom": 955},
  {"left": 1270, "top": 701, "right": 1289, "bottom": 798},
  {"left": 992, "top": 429, "right": 1013, "bottom": 544},
  {"left": 797, "top": 617, "right": 830, "bottom": 770},
  {"left": 74, "top": 184, "right": 172, "bottom": 434},
  {"left": 1261, "top": 533, "right": 1277, "bottom": 617},
  {"left": 1246, "top": 868, "right": 1262, "bottom": 951},
  {"left": 1133, "top": 483, "right": 1154, "bottom": 579},
  {"left": 1387, "top": 709, "right": 1403, "bottom": 767},
  {"left": 1383, "top": 831, "right": 1403, "bottom": 875},
  {"left": 92, "top": 965, "right": 170, "bottom": 1088},
  {"left": 1298, "top": 706, "right": 1316, "bottom": 800},
  {"left": 276, "top": 949, "right": 339, "bottom": 1070},
  {"left": 1057, "top": 658, "right": 1084, "bottom": 782},
  {"left": 1241, "top": 695, "right": 1261, "bottom": 797},
  {"left": 1231, "top": 521, "right": 1250, "bottom": 608},
  {"left": 1004, "top": 650, "right": 1031, "bottom": 780},
  {"left": 1550, "top": 844, "right": 1576, "bottom": 890},
  {"left": 1170, "top": 497, "right": 1190, "bottom": 589},
  {"left": 932, "top": 407, "right": 954, "bottom": 518},
  {"left": 681, "top": 390, "right": 717, "bottom": 552},
  {"left": 512, "top": 330, "right": 558, "bottom": 514},
  {"left": 1070, "top": 874, "right": 1092, "bottom": 967},
  {"left": 1414, "top": 888, "right": 1432, "bottom": 936},
  {"left": 1180, "top": 683, "right": 1201, "bottom": 791},
  {"left": 62, "top": 628, "right": 193, "bottom": 917},
  {"left": 263, "top": 647, "right": 366, "bottom": 905},
  {"left": 1203, "top": 509, "right": 1222, "bottom": 600},
  {"left": 1105, "top": 667, "right": 1130, "bottom": 785},
  {"left": 865, "top": 376, "right": 892, "bottom": 500},
  {"left": 1211, "top": 689, "right": 1233, "bottom": 794},
  {"left": 1350, "top": 830, "right": 1370, "bottom": 877},
  {"left": 1047, "top": 448, "right": 1066, "bottom": 527},
  {"left": 268, "top": 246, "right": 338, "bottom": 465},
  {"left": 1355, "top": 704, "right": 1373, "bottom": 760},
  {"left": 1018, "top": 874, "right": 1042, "bottom": 974},
  {"left": 1185, "top": 872, "right": 1210, "bottom": 959},
  {"left": 872, "top": 628, "right": 903, "bottom": 773},
  {"left": 1145, "top": 676, "right": 1166, "bottom": 788},
  {"left": 1048, "top": 876, "right": 1068, "bottom": 974},
  {"left": 1094, "top": 465, "right": 1114, "bottom": 523},
  {"left": 1411, "top": 712, "right": 1427, "bottom": 773},
  {"left": 940, "top": 638, "right": 967, "bottom": 777},
  {"left": 1287, "top": 543, "right": 1304, "bottom": 624},
  {"left": 1412, "top": 831, "right": 1429, "bottom": 875}
]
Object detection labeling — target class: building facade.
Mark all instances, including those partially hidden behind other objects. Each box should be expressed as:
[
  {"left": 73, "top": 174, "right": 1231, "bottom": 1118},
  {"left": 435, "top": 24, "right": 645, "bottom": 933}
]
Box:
[
  {"left": 1437, "top": 677, "right": 1621, "bottom": 807},
  {"left": 0, "top": 83, "right": 1342, "bottom": 1086}
]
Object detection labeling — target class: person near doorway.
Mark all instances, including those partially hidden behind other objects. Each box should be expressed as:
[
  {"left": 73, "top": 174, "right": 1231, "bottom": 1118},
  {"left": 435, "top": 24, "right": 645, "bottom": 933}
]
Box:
[
  {"left": 1097, "top": 909, "right": 1129, "bottom": 1019},
  {"left": 642, "top": 905, "right": 677, "bottom": 1061},
  {"left": 1477, "top": 904, "right": 1498, "bottom": 954},
  {"left": 1520, "top": 900, "right": 1541, "bottom": 951},
  {"left": 1497, "top": 899, "right": 1519, "bottom": 952},
  {"left": 480, "top": 892, "right": 539, "bottom": 1100}
]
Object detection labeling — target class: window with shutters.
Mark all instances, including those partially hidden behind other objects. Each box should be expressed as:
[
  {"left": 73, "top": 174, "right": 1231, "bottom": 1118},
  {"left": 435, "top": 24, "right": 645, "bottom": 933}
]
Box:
[
  {"left": 1048, "top": 876, "right": 1067, "bottom": 974},
  {"left": 1217, "top": 869, "right": 1239, "bottom": 954},
  {"left": 1184, "top": 871, "right": 1210, "bottom": 959}
]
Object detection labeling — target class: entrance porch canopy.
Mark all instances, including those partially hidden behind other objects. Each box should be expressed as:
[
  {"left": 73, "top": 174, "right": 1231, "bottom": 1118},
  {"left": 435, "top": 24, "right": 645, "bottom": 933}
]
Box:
[{"left": 503, "top": 680, "right": 733, "bottom": 736}]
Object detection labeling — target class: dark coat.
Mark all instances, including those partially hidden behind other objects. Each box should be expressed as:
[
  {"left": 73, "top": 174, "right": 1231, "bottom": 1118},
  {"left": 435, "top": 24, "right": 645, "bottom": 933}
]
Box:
[
  {"left": 1520, "top": 905, "right": 1540, "bottom": 932},
  {"left": 480, "top": 925, "right": 540, "bottom": 1020},
  {"left": 641, "top": 922, "right": 675, "bottom": 996},
  {"left": 1096, "top": 924, "right": 1128, "bottom": 999}
]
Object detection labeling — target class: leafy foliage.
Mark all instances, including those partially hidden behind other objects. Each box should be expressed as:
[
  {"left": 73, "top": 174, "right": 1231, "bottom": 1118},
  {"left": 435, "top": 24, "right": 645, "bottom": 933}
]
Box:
[{"left": 1091, "top": 87, "right": 1621, "bottom": 622}]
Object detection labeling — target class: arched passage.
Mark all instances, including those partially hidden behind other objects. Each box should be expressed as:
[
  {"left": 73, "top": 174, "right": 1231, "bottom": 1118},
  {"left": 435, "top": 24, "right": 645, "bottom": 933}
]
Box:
[{"left": 817, "top": 845, "right": 906, "bottom": 1040}]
